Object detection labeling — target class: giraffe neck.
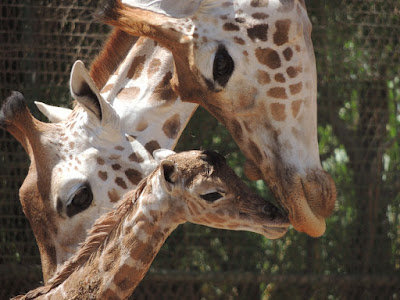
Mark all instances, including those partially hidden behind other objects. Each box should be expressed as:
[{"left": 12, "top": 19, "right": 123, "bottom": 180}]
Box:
[
  {"left": 99, "top": 37, "right": 198, "bottom": 151},
  {"left": 33, "top": 175, "right": 181, "bottom": 299}
]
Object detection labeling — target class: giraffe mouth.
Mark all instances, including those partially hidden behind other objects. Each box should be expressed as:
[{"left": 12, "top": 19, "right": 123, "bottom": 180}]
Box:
[
  {"left": 277, "top": 169, "right": 336, "bottom": 237},
  {"left": 252, "top": 164, "right": 336, "bottom": 237}
]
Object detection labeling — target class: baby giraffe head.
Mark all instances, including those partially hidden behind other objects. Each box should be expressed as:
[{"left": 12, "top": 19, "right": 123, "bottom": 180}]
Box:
[{"left": 153, "top": 149, "right": 289, "bottom": 238}]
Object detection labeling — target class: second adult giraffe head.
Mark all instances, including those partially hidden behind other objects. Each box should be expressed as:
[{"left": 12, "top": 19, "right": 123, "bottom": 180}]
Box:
[{"left": 102, "top": 0, "right": 336, "bottom": 237}]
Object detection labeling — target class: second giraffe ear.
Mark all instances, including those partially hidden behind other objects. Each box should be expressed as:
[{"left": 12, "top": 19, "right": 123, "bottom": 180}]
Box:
[
  {"left": 70, "top": 60, "right": 118, "bottom": 127},
  {"left": 160, "top": 160, "right": 179, "bottom": 192},
  {"left": 35, "top": 101, "right": 72, "bottom": 123},
  {"left": 70, "top": 60, "right": 103, "bottom": 120}
]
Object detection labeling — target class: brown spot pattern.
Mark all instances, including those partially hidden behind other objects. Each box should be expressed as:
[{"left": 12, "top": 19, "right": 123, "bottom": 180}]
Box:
[
  {"left": 130, "top": 240, "right": 156, "bottom": 263},
  {"left": 147, "top": 58, "right": 161, "bottom": 78},
  {"left": 273, "top": 19, "right": 291, "bottom": 46},
  {"left": 289, "top": 82, "right": 302, "bottom": 95},
  {"left": 101, "top": 289, "right": 120, "bottom": 300},
  {"left": 251, "top": 0, "right": 269, "bottom": 7},
  {"left": 235, "top": 17, "right": 246, "bottom": 23},
  {"left": 115, "top": 177, "right": 128, "bottom": 189},
  {"left": 291, "top": 100, "right": 303, "bottom": 118},
  {"left": 255, "top": 48, "right": 281, "bottom": 69},
  {"left": 267, "top": 87, "right": 288, "bottom": 99},
  {"left": 127, "top": 55, "right": 146, "bottom": 80},
  {"left": 112, "top": 164, "right": 121, "bottom": 171},
  {"left": 257, "top": 70, "right": 271, "bottom": 84},
  {"left": 287, "top": 66, "right": 301, "bottom": 78},
  {"left": 283, "top": 47, "right": 293, "bottom": 61},
  {"left": 115, "top": 146, "right": 124, "bottom": 151},
  {"left": 117, "top": 87, "right": 140, "bottom": 100},
  {"left": 247, "top": 24, "right": 269, "bottom": 42},
  {"left": 223, "top": 23, "right": 240, "bottom": 31},
  {"left": 97, "top": 157, "right": 105, "bottom": 165},
  {"left": 252, "top": 12, "right": 269, "bottom": 19},
  {"left": 274, "top": 73, "right": 286, "bottom": 83},
  {"left": 98, "top": 171, "right": 108, "bottom": 181},
  {"left": 153, "top": 71, "right": 176, "bottom": 102},
  {"left": 129, "top": 152, "right": 144, "bottom": 163},
  {"left": 234, "top": 37, "right": 245, "bottom": 45},
  {"left": 108, "top": 189, "right": 120, "bottom": 203},
  {"left": 109, "top": 154, "right": 121, "bottom": 160},
  {"left": 162, "top": 114, "right": 181, "bottom": 139},
  {"left": 270, "top": 103, "right": 286, "bottom": 121},
  {"left": 125, "top": 168, "right": 143, "bottom": 185},
  {"left": 145, "top": 140, "right": 161, "bottom": 155},
  {"left": 113, "top": 264, "right": 136, "bottom": 291}
]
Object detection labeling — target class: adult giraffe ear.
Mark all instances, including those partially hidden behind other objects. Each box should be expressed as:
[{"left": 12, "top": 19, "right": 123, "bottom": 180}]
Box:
[
  {"left": 34, "top": 101, "right": 72, "bottom": 123},
  {"left": 159, "top": 159, "right": 179, "bottom": 192},
  {"left": 100, "top": 0, "right": 204, "bottom": 102},
  {"left": 70, "top": 60, "right": 118, "bottom": 126}
]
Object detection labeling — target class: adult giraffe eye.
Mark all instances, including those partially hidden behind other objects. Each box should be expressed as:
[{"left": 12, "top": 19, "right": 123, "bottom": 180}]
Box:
[
  {"left": 66, "top": 185, "right": 93, "bottom": 217},
  {"left": 213, "top": 46, "right": 234, "bottom": 87},
  {"left": 200, "top": 192, "right": 224, "bottom": 202}
]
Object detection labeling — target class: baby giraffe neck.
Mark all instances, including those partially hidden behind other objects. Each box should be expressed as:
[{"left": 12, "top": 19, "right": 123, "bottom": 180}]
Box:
[
  {"left": 97, "top": 192, "right": 179, "bottom": 298},
  {"left": 43, "top": 179, "right": 181, "bottom": 299}
]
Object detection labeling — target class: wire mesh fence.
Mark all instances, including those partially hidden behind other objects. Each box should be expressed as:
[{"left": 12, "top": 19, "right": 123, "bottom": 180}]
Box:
[{"left": 1, "top": 0, "right": 400, "bottom": 299}]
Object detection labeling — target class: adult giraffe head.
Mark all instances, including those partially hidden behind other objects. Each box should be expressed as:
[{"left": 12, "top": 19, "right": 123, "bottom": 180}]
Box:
[
  {"left": 101, "top": 0, "right": 336, "bottom": 237},
  {"left": 0, "top": 76, "right": 157, "bottom": 282}
]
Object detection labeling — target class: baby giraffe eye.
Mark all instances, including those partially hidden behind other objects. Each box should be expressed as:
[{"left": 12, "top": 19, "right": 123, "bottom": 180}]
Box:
[{"left": 200, "top": 192, "right": 224, "bottom": 202}]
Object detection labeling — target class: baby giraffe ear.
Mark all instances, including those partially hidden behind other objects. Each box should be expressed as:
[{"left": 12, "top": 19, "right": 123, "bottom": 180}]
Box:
[
  {"left": 160, "top": 160, "right": 178, "bottom": 192},
  {"left": 153, "top": 149, "right": 176, "bottom": 163}
]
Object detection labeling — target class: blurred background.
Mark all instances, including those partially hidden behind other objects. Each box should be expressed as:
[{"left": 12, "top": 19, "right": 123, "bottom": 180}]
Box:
[{"left": 1, "top": 0, "right": 399, "bottom": 299}]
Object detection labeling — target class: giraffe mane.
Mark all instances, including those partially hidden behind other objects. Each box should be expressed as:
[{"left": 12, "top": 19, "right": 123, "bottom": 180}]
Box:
[
  {"left": 19, "top": 174, "right": 153, "bottom": 300},
  {"left": 89, "top": 28, "right": 137, "bottom": 89}
]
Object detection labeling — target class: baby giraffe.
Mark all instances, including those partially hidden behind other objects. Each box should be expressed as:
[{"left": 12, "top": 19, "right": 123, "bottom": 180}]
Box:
[{"left": 15, "top": 150, "right": 289, "bottom": 299}]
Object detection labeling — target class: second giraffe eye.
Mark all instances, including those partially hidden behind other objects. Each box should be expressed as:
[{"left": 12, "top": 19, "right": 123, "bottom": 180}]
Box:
[
  {"left": 213, "top": 45, "right": 234, "bottom": 87},
  {"left": 200, "top": 192, "right": 224, "bottom": 202}
]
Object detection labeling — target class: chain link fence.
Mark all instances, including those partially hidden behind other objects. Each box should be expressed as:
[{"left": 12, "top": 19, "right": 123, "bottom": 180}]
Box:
[{"left": 1, "top": 0, "right": 400, "bottom": 299}]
